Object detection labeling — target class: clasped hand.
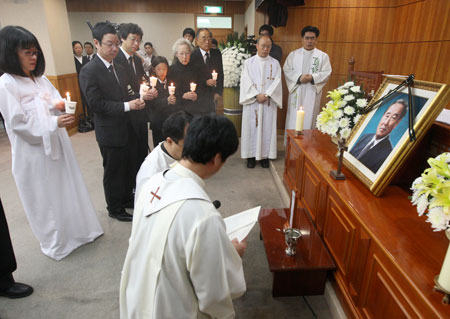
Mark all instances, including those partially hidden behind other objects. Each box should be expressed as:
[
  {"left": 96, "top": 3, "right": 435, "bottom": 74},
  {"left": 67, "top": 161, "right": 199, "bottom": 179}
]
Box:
[
  {"left": 143, "top": 88, "right": 158, "bottom": 100},
  {"left": 182, "top": 91, "right": 197, "bottom": 101},
  {"left": 299, "top": 74, "right": 313, "bottom": 84},
  {"left": 256, "top": 94, "right": 268, "bottom": 103},
  {"left": 129, "top": 99, "right": 146, "bottom": 111},
  {"left": 206, "top": 79, "right": 217, "bottom": 87}
]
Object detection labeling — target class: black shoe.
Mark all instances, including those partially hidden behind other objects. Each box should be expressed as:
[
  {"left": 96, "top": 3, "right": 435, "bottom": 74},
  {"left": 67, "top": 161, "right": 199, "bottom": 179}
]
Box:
[
  {"left": 0, "top": 283, "right": 33, "bottom": 299},
  {"left": 109, "top": 209, "right": 133, "bottom": 222},
  {"left": 260, "top": 159, "right": 270, "bottom": 168},
  {"left": 247, "top": 157, "right": 256, "bottom": 168}
]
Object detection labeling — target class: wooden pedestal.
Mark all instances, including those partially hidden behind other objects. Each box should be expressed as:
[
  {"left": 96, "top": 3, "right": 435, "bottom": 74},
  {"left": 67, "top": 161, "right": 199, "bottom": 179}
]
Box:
[{"left": 259, "top": 208, "right": 335, "bottom": 297}]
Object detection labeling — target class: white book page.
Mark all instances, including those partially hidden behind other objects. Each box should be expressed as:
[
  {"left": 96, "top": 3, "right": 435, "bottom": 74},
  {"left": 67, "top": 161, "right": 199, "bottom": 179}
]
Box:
[{"left": 224, "top": 206, "right": 261, "bottom": 242}]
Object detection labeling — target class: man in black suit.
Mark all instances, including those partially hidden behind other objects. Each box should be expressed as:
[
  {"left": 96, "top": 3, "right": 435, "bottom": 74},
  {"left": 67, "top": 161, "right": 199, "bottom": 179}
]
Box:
[
  {"left": 259, "top": 24, "right": 283, "bottom": 63},
  {"left": 350, "top": 99, "right": 407, "bottom": 173},
  {"left": 115, "top": 23, "right": 154, "bottom": 208},
  {"left": 0, "top": 197, "right": 33, "bottom": 299},
  {"left": 190, "top": 28, "right": 224, "bottom": 114},
  {"left": 84, "top": 41, "right": 96, "bottom": 62},
  {"left": 79, "top": 22, "right": 145, "bottom": 222}
]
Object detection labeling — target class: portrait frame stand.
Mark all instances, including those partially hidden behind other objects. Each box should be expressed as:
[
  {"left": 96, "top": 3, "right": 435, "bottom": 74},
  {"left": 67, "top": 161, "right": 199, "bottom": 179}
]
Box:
[{"left": 363, "top": 74, "right": 416, "bottom": 142}]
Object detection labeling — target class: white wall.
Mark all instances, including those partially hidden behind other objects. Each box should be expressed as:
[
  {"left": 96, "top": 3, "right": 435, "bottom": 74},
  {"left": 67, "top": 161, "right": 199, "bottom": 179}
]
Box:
[
  {"left": 68, "top": 12, "right": 195, "bottom": 60},
  {"left": 234, "top": 14, "right": 245, "bottom": 36},
  {"left": 0, "top": 0, "right": 75, "bottom": 76},
  {"left": 244, "top": 0, "right": 255, "bottom": 37}
]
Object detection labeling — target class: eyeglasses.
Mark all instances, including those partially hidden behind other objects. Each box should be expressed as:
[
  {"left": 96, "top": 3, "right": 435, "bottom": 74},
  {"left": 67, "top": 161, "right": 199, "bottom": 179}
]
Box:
[
  {"left": 22, "top": 50, "right": 41, "bottom": 57},
  {"left": 128, "top": 37, "right": 141, "bottom": 44},
  {"left": 177, "top": 52, "right": 191, "bottom": 57},
  {"left": 101, "top": 41, "right": 120, "bottom": 49}
]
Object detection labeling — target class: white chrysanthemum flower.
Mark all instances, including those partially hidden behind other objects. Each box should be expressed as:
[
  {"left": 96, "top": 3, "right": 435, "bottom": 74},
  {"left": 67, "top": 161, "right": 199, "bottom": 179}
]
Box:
[
  {"left": 338, "top": 89, "right": 349, "bottom": 95},
  {"left": 416, "top": 195, "right": 429, "bottom": 216},
  {"left": 427, "top": 207, "right": 448, "bottom": 231},
  {"left": 356, "top": 98, "right": 367, "bottom": 108},
  {"left": 344, "top": 81, "right": 354, "bottom": 87},
  {"left": 339, "top": 117, "right": 350, "bottom": 128},
  {"left": 341, "top": 127, "right": 351, "bottom": 139},
  {"left": 353, "top": 114, "right": 361, "bottom": 124},
  {"left": 333, "top": 109, "right": 344, "bottom": 119},
  {"left": 338, "top": 100, "right": 347, "bottom": 108},
  {"left": 350, "top": 86, "right": 361, "bottom": 93},
  {"left": 344, "top": 94, "right": 355, "bottom": 101},
  {"left": 329, "top": 125, "right": 339, "bottom": 137},
  {"left": 344, "top": 106, "right": 355, "bottom": 115}
]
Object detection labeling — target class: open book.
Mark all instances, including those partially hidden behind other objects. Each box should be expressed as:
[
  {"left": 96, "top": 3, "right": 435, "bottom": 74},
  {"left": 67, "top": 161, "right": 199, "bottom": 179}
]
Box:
[{"left": 224, "top": 206, "right": 261, "bottom": 242}]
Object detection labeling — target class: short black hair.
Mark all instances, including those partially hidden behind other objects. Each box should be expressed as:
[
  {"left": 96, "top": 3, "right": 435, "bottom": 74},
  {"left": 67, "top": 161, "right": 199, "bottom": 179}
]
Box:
[
  {"left": 301, "top": 26, "right": 320, "bottom": 37},
  {"left": 259, "top": 24, "right": 274, "bottom": 36},
  {"left": 196, "top": 28, "right": 212, "bottom": 38},
  {"left": 92, "top": 22, "right": 117, "bottom": 42},
  {"left": 151, "top": 56, "right": 169, "bottom": 69},
  {"left": 72, "top": 40, "right": 82, "bottom": 54},
  {"left": 0, "top": 26, "right": 45, "bottom": 77},
  {"left": 212, "top": 38, "right": 218, "bottom": 46},
  {"left": 182, "top": 115, "right": 239, "bottom": 164},
  {"left": 183, "top": 27, "right": 195, "bottom": 39},
  {"left": 118, "top": 23, "right": 143, "bottom": 41},
  {"left": 162, "top": 110, "right": 193, "bottom": 144},
  {"left": 84, "top": 41, "right": 93, "bottom": 48},
  {"left": 144, "top": 42, "right": 153, "bottom": 48}
]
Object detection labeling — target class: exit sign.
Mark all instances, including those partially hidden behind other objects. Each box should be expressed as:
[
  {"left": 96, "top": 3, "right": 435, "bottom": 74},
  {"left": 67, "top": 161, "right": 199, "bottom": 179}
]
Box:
[{"left": 204, "top": 6, "right": 223, "bottom": 14}]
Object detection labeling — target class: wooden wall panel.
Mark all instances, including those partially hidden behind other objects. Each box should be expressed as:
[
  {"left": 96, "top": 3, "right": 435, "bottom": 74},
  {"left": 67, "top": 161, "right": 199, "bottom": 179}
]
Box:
[
  {"left": 66, "top": 0, "right": 244, "bottom": 15},
  {"left": 434, "top": 42, "right": 450, "bottom": 85}
]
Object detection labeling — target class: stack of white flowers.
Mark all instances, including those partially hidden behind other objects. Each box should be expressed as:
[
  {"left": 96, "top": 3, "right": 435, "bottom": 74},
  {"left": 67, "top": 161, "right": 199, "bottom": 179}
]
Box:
[
  {"left": 411, "top": 152, "right": 450, "bottom": 232},
  {"left": 221, "top": 46, "right": 251, "bottom": 88},
  {"left": 316, "top": 81, "right": 368, "bottom": 140}
]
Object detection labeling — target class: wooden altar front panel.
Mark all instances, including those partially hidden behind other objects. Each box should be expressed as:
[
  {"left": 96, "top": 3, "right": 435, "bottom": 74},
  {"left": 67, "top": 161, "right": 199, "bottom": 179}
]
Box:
[{"left": 283, "top": 129, "right": 449, "bottom": 319}]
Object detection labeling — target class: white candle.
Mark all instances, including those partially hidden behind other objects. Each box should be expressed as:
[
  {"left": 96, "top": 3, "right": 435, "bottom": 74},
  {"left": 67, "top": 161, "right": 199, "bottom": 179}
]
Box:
[
  {"left": 295, "top": 106, "right": 305, "bottom": 131},
  {"left": 150, "top": 76, "right": 158, "bottom": 88},
  {"left": 139, "top": 82, "right": 149, "bottom": 101},
  {"left": 66, "top": 92, "right": 71, "bottom": 102},
  {"left": 168, "top": 83, "right": 175, "bottom": 96},
  {"left": 289, "top": 190, "right": 296, "bottom": 228},
  {"left": 190, "top": 82, "right": 197, "bottom": 92},
  {"left": 212, "top": 70, "right": 218, "bottom": 80}
]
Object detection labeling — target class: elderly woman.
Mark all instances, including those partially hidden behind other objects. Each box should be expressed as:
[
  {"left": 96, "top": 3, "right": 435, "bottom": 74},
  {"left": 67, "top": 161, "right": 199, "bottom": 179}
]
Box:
[
  {"left": 148, "top": 56, "right": 179, "bottom": 146},
  {"left": 167, "top": 38, "right": 207, "bottom": 116},
  {"left": 0, "top": 26, "right": 103, "bottom": 260}
]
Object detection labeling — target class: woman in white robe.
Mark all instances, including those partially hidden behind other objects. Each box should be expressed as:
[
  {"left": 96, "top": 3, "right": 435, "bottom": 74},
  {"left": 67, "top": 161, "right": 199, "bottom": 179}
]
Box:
[{"left": 0, "top": 26, "right": 103, "bottom": 260}]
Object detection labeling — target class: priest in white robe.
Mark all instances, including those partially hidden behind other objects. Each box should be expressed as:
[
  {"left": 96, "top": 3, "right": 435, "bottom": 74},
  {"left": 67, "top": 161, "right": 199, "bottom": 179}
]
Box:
[
  {"left": 135, "top": 110, "right": 192, "bottom": 201},
  {"left": 284, "top": 26, "right": 332, "bottom": 139},
  {"left": 240, "top": 36, "right": 282, "bottom": 169},
  {"left": 120, "top": 115, "right": 246, "bottom": 319},
  {"left": 0, "top": 26, "right": 103, "bottom": 260}
]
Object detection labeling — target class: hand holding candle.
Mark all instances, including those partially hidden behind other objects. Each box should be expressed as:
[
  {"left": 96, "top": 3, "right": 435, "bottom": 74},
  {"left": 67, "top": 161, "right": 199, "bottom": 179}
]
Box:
[
  {"left": 150, "top": 76, "right": 158, "bottom": 88},
  {"left": 190, "top": 82, "right": 197, "bottom": 92},
  {"left": 139, "top": 82, "right": 150, "bottom": 101},
  {"left": 168, "top": 83, "right": 175, "bottom": 96},
  {"left": 295, "top": 106, "right": 305, "bottom": 132},
  {"left": 212, "top": 70, "right": 218, "bottom": 80}
]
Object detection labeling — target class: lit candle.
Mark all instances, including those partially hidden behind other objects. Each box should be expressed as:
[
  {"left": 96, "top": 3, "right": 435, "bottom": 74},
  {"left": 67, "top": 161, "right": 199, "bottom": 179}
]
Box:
[
  {"left": 212, "top": 70, "right": 218, "bottom": 80},
  {"left": 139, "top": 82, "right": 149, "bottom": 101},
  {"left": 295, "top": 106, "right": 305, "bottom": 132},
  {"left": 190, "top": 82, "right": 197, "bottom": 92},
  {"left": 150, "top": 76, "right": 158, "bottom": 88},
  {"left": 168, "top": 82, "right": 175, "bottom": 96},
  {"left": 66, "top": 92, "right": 71, "bottom": 102}
]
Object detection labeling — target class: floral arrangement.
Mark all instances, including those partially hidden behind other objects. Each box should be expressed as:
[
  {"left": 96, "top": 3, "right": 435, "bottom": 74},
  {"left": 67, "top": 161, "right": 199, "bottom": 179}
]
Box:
[
  {"left": 220, "top": 32, "right": 251, "bottom": 88},
  {"left": 411, "top": 152, "right": 450, "bottom": 232},
  {"left": 316, "top": 81, "right": 368, "bottom": 140}
]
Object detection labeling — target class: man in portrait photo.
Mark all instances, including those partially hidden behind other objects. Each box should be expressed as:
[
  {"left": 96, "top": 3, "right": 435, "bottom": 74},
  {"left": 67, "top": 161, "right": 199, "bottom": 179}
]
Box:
[{"left": 350, "top": 99, "right": 407, "bottom": 174}]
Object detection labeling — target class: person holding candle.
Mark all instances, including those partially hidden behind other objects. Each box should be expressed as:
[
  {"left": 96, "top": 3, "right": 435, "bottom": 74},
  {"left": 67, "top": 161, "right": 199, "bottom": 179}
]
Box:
[
  {"left": 168, "top": 38, "right": 206, "bottom": 116},
  {"left": 239, "top": 36, "right": 283, "bottom": 169},
  {"left": 115, "top": 23, "right": 152, "bottom": 209},
  {"left": 79, "top": 22, "right": 145, "bottom": 222},
  {"left": 0, "top": 26, "right": 104, "bottom": 259},
  {"left": 148, "top": 56, "right": 179, "bottom": 146},
  {"left": 190, "top": 28, "right": 224, "bottom": 114}
]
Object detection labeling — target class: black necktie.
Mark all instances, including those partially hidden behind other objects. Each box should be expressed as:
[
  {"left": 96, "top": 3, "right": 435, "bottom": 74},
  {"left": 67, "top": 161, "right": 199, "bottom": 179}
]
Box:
[
  {"left": 108, "top": 65, "right": 120, "bottom": 86},
  {"left": 128, "top": 56, "right": 136, "bottom": 75},
  {"left": 205, "top": 52, "right": 210, "bottom": 67}
]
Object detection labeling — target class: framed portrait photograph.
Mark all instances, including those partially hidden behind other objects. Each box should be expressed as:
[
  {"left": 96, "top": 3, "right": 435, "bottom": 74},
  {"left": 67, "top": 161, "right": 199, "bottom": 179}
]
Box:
[{"left": 343, "top": 77, "right": 449, "bottom": 197}]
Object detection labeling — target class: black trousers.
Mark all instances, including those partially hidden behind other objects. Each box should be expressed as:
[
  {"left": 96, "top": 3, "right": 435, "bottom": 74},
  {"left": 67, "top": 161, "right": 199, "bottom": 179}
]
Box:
[{"left": 0, "top": 198, "right": 17, "bottom": 290}]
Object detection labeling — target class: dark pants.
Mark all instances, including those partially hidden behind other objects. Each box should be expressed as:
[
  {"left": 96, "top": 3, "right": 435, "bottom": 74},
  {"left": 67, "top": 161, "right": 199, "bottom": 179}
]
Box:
[{"left": 0, "top": 198, "right": 17, "bottom": 290}]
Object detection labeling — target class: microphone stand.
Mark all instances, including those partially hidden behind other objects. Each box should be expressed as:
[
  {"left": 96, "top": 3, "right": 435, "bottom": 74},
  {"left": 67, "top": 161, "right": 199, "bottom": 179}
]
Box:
[{"left": 362, "top": 74, "right": 416, "bottom": 142}]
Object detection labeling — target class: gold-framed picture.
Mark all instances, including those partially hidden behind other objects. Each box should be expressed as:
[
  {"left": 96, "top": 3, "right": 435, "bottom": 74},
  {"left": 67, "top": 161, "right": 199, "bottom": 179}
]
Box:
[{"left": 343, "top": 77, "right": 449, "bottom": 197}]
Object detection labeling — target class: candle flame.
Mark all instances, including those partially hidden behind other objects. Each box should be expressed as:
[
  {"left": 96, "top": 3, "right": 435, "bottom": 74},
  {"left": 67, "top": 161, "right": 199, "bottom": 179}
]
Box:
[{"left": 283, "top": 221, "right": 290, "bottom": 230}]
